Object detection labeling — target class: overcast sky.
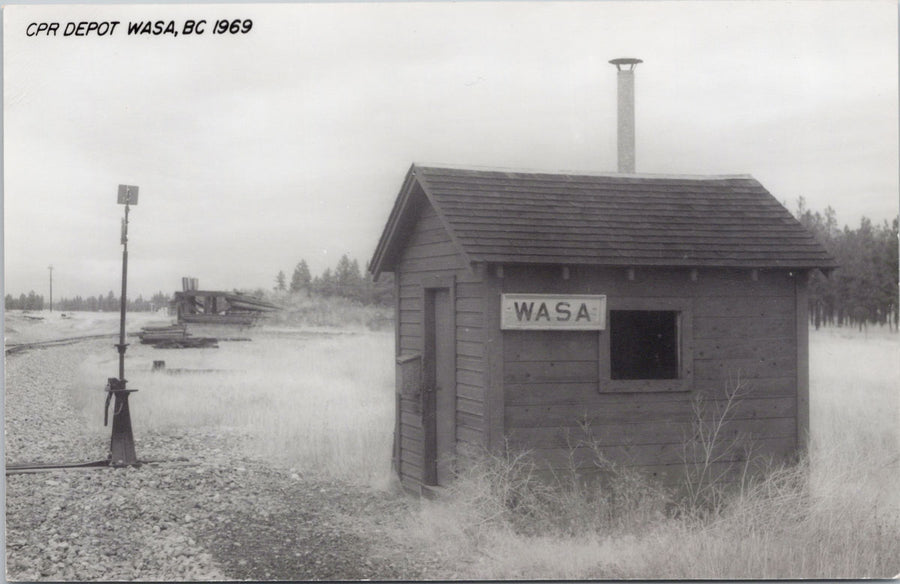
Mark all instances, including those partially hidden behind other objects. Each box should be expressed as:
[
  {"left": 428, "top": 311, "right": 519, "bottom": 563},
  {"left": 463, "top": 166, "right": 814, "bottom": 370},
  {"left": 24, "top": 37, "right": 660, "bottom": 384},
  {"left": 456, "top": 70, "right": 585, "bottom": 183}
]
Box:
[{"left": 3, "top": 1, "right": 898, "bottom": 300}]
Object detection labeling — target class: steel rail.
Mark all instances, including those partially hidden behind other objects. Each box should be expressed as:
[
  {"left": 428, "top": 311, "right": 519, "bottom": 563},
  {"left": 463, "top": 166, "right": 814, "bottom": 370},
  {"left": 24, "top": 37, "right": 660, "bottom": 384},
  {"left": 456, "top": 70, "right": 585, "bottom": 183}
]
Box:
[
  {"left": 5, "top": 457, "right": 187, "bottom": 475},
  {"left": 4, "top": 333, "right": 125, "bottom": 355}
]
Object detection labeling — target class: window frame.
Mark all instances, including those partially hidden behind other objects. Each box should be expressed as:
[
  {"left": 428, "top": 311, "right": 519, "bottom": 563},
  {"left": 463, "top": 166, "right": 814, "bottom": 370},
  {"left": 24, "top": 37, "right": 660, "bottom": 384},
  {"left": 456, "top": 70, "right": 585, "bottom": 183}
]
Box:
[{"left": 598, "top": 297, "right": 693, "bottom": 393}]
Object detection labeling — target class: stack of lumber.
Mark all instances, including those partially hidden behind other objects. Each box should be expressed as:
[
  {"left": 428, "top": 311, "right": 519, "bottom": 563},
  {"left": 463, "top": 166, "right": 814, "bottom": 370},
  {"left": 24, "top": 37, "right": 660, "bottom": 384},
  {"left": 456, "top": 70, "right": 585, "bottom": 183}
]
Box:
[
  {"left": 137, "top": 324, "right": 219, "bottom": 349},
  {"left": 150, "top": 337, "right": 218, "bottom": 349},
  {"left": 137, "top": 324, "right": 188, "bottom": 344}
]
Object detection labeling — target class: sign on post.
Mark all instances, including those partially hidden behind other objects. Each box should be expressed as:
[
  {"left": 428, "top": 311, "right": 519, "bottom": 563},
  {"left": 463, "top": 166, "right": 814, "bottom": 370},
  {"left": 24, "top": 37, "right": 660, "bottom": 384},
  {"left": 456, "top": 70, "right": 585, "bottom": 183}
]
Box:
[
  {"left": 117, "top": 184, "right": 139, "bottom": 205},
  {"left": 501, "top": 294, "right": 607, "bottom": 330}
]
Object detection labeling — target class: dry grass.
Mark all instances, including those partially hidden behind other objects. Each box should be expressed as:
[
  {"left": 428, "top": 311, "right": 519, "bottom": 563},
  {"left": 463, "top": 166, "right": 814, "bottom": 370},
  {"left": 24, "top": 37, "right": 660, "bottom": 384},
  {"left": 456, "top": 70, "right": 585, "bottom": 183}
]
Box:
[
  {"left": 625, "top": 449, "right": 898, "bottom": 578},
  {"left": 69, "top": 328, "right": 395, "bottom": 485}
]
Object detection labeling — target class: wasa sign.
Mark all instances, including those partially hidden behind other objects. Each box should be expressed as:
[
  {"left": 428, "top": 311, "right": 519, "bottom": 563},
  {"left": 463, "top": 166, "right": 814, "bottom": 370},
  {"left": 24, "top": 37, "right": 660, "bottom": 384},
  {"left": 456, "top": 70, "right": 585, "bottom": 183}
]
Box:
[{"left": 500, "top": 294, "right": 607, "bottom": 331}]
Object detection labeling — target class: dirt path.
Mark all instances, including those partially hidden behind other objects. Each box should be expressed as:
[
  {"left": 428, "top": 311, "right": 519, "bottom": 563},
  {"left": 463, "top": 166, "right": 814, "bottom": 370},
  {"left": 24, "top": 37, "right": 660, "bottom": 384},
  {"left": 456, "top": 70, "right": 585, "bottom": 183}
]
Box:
[
  {"left": 4, "top": 341, "right": 442, "bottom": 581},
  {"left": 194, "top": 462, "right": 412, "bottom": 581}
]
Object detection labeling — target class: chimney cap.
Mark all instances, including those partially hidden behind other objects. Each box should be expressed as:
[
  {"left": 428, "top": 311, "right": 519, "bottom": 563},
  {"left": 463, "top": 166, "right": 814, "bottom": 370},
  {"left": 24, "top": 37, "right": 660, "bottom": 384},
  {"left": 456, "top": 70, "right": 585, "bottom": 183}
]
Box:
[{"left": 609, "top": 57, "right": 643, "bottom": 71}]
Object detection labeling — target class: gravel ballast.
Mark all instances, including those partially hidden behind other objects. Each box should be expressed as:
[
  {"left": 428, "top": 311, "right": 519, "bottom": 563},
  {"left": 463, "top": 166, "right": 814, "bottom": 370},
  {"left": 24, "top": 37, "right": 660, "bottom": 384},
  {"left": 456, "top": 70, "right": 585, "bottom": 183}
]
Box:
[{"left": 5, "top": 341, "right": 442, "bottom": 581}]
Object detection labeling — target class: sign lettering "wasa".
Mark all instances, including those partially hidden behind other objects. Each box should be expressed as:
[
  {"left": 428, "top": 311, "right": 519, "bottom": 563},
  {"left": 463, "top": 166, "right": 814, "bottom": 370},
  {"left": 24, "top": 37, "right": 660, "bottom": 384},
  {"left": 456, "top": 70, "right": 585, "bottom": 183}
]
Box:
[{"left": 500, "top": 294, "right": 606, "bottom": 330}]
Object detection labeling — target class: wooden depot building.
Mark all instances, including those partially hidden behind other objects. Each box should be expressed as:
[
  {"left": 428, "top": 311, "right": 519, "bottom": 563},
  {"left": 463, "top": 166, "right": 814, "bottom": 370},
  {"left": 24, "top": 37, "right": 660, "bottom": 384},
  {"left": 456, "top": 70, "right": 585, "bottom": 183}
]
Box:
[{"left": 369, "top": 163, "right": 837, "bottom": 493}]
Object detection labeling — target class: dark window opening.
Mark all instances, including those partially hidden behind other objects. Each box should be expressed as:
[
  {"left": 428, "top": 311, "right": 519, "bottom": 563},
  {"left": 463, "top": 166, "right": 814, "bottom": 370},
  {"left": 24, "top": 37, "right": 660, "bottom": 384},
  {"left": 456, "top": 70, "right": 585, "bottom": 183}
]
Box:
[{"left": 610, "top": 310, "right": 679, "bottom": 380}]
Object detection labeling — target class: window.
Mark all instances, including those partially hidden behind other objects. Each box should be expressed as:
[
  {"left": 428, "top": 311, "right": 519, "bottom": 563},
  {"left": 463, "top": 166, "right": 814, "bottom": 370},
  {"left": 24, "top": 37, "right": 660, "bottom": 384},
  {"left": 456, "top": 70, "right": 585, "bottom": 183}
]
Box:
[
  {"left": 598, "top": 298, "right": 692, "bottom": 393},
  {"left": 610, "top": 311, "right": 679, "bottom": 379}
]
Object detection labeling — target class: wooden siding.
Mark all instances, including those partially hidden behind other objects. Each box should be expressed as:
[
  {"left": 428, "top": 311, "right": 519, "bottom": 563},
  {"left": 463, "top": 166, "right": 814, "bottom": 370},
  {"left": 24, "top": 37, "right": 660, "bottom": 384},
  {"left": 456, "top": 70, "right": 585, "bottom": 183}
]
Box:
[
  {"left": 796, "top": 272, "right": 810, "bottom": 454},
  {"left": 394, "top": 202, "right": 486, "bottom": 489},
  {"left": 501, "top": 265, "right": 800, "bottom": 483}
]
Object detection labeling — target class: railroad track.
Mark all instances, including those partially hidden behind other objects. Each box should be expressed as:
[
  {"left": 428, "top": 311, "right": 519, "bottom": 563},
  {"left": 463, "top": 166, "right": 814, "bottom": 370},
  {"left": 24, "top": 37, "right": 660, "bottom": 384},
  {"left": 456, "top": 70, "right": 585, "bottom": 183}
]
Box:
[
  {"left": 5, "top": 331, "right": 256, "bottom": 355},
  {"left": 4, "top": 333, "right": 123, "bottom": 355}
]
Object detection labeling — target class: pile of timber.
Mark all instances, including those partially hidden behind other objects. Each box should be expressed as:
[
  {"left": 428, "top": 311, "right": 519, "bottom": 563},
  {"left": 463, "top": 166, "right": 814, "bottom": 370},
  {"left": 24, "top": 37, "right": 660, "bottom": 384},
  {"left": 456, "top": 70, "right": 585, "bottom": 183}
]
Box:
[
  {"left": 137, "top": 324, "right": 218, "bottom": 349},
  {"left": 151, "top": 337, "right": 218, "bottom": 349},
  {"left": 138, "top": 324, "right": 187, "bottom": 343}
]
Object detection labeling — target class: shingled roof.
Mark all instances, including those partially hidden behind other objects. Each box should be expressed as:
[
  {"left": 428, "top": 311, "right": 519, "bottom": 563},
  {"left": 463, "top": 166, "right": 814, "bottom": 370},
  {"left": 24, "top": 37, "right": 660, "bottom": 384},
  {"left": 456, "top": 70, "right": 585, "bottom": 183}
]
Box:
[{"left": 369, "top": 164, "right": 837, "bottom": 277}]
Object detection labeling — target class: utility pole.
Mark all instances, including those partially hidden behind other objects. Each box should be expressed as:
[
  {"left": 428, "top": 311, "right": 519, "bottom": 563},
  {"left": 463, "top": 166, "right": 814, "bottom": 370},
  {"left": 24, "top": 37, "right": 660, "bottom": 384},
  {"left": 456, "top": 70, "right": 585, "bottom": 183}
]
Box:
[{"left": 48, "top": 265, "right": 53, "bottom": 312}]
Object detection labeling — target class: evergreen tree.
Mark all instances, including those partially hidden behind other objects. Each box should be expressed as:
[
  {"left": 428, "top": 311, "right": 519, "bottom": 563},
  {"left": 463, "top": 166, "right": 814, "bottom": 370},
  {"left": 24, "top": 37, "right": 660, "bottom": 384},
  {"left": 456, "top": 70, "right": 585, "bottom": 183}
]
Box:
[
  {"left": 151, "top": 291, "right": 171, "bottom": 311},
  {"left": 334, "top": 255, "right": 363, "bottom": 300},
  {"left": 274, "top": 270, "right": 287, "bottom": 292},
  {"left": 290, "top": 260, "right": 312, "bottom": 295},
  {"left": 794, "top": 197, "right": 898, "bottom": 330},
  {"left": 24, "top": 291, "right": 43, "bottom": 311},
  {"left": 313, "top": 268, "right": 335, "bottom": 296}
]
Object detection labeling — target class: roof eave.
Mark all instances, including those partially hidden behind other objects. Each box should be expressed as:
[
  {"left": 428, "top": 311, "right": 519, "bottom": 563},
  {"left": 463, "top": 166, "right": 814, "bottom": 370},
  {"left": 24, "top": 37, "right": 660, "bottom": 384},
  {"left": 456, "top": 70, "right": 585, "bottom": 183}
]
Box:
[
  {"left": 412, "top": 164, "right": 478, "bottom": 271},
  {"left": 368, "top": 165, "right": 420, "bottom": 280},
  {"left": 368, "top": 164, "right": 477, "bottom": 280},
  {"left": 476, "top": 257, "right": 839, "bottom": 270}
]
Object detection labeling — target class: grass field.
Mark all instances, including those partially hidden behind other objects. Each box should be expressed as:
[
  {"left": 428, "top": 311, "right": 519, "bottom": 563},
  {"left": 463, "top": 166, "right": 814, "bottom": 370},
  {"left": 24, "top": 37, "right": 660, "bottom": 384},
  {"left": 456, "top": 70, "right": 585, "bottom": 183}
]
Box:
[
  {"left": 7, "top": 310, "right": 898, "bottom": 578},
  {"left": 66, "top": 328, "right": 396, "bottom": 485}
]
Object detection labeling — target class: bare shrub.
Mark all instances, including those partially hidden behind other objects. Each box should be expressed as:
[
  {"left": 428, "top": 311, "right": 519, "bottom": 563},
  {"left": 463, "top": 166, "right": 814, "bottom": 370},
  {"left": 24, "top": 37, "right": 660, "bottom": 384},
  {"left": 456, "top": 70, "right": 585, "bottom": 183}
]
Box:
[
  {"left": 680, "top": 373, "right": 756, "bottom": 516},
  {"left": 571, "top": 418, "right": 672, "bottom": 533},
  {"left": 445, "top": 438, "right": 670, "bottom": 538},
  {"left": 447, "top": 443, "right": 561, "bottom": 537}
]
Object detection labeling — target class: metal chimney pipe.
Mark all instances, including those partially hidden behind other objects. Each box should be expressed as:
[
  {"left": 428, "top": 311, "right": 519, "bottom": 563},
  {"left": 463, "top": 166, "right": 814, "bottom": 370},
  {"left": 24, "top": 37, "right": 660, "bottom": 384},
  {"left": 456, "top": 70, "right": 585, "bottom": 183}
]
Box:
[{"left": 609, "top": 58, "right": 642, "bottom": 173}]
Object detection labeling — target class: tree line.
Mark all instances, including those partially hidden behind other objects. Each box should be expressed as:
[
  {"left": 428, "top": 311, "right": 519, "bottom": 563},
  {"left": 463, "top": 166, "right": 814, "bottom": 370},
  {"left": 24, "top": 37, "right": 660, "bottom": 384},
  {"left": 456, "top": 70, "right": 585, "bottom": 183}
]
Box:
[
  {"left": 795, "top": 198, "right": 899, "bottom": 330},
  {"left": 5, "top": 291, "right": 171, "bottom": 312},
  {"left": 273, "top": 254, "right": 393, "bottom": 306}
]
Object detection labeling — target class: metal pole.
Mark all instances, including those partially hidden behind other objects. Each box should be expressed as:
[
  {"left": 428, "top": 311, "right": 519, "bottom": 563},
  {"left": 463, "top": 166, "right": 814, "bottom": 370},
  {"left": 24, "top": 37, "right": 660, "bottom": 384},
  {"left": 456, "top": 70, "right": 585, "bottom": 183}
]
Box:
[
  {"left": 118, "top": 204, "right": 128, "bottom": 380},
  {"left": 616, "top": 68, "right": 636, "bottom": 173},
  {"left": 608, "top": 58, "right": 642, "bottom": 174}
]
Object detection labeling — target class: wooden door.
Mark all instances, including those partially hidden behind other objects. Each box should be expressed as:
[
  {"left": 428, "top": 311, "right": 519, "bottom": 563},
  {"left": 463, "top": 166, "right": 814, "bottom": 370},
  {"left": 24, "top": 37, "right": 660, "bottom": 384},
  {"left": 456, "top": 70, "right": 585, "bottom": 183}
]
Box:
[{"left": 424, "top": 287, "right": 456, "bottom": 485}]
